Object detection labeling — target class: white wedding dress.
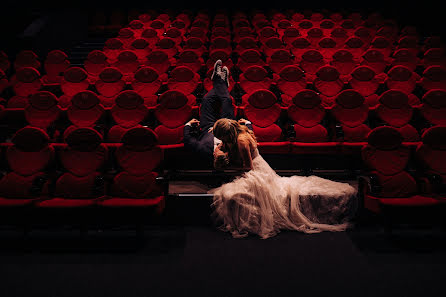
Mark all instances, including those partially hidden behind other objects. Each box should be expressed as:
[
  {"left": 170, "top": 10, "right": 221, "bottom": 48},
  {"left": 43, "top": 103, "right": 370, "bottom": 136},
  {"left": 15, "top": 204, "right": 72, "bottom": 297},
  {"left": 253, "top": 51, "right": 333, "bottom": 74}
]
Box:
[{"left": 210, "top": 149, "right": 358, "bottom": 239}]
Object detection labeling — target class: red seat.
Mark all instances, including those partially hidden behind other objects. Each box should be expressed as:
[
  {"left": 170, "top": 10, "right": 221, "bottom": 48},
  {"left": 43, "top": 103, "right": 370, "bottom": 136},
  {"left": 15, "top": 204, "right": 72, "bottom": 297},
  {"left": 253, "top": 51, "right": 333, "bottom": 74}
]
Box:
[
  {"left": 8, "top": 67, "right": 42, "bottom": 108},
  {"left": 395, "top": 36, "right": 421, "bottom": 57},
  {"left": 422, "top": 48, "right": 446, "bottom": 69},
  {"left": 317, "top": 37, "right": 338, "bottom": 60},
  {"left": 128, "top": 19, "right": 145, "bottom": 38},
  {"left": 305, "top": 27, "right": 324, "bottom": 47},
  {"left": 390, "top": 49, "right": 420, "bottom": 72},
  {"left": 314, "top": 65, "right": 344, "bottom": 106},
  {"left": 112, "top": 50, "right": 140, "bottom": 82},
  {"left": 330, "top": 49, "right": 359, "bottom": 80},
  {"left": 420, "top": 89, "right": 446, "bottom": 126},
  {"left": 319, "top": 19, "right": 336, "bottom": 35},
  {"left": 348, "top": 66, "right": 386, "bottom": 107},
  {"left": 165, "top": 27, "right": 183, "bottom": 45},
  {"left": 266, "top": 49, "right": 295, "bottom": 74},
  {"left": 65, "top": 90, "right": 105, "bottom": 138},
  {"left": 288, "top": 37, "right": 311, "bottom": 61},
  {"left": 330, "top": 28, "right": 349, "bottom": 47},
  {"left": 145, "top": 50, "right": 173, "bottom": 75},
  {"left": 155, "top": 37, "right": 179, "bottom": 58},
  {"left": 0, "top": 69, "right": 8, "bottom": 95},
  {"left": 261, "top": 37, "right": 286, "bottom": 57},
  {"left": 296, "top": 20, "right": 314, "bottom": 36},
  {"left": 131, "top": 66, "right": 166, "bottom": 106},
  {"left": 103, "top": 38, "right": 124, "bottom": 63},
  {"left": 360, "top": 126, "right": 437, "bottom": 214},
  {"left": 188, "top": 27, "right": 208, "bottom": 43},
  {"left": 129, "top": 38, "right": 152, "bottom": 62},
  {"left": 423, "top": 36, "right": 445, "bottom": 52},
  {"left": 288, "top": 89, "right": 328, "bottom": 143},
  {"left": 385, "top": 66, "right": 420, "bottom": 104},
  {"left": 370, "top": 36, "right": 394, "bottom": 58},
  {"left": 176, "top": 50, "right": 205, "bottom": 73},
  {"left": 25, "top": 91, "right": 61, "bottom": 131},
  {"left": 141, "top": 28, "right": 161, "bottom": 46},
  {"left": 108, "top": 91, "right": 149, "bottom": 142},
  {"left": 239, "top": 66, "right": 272, "bottom": 101},
  {"left": 236, "top": 49, "right": 265, "bottom": 73},
  {"left": 0, "top": 127, "right": 53, "bottom": 207},
  {"left": 353, "top": 26, "right": 373, "bottom": 46},
  {"left": 343, "top": 37, "right": 367, "bottom": 59},
  {"left": 36, "top": 128, "right": 107, "bottom": 208},
  {"left": 183, "top": 37, "right": 207, "bottom": 57},
  {"left": 273, "top": 65, "right": 307, "bottom": 106},
  {"left": 258, "top": 26, "right": 279, "bottom": 44},
  {"left": 95, "top": 67, "right": 126, "bottom": 107},
  {"left": 84, "top": 50, "right": 109, "bottom": 83},
  {"left": 205, "top": 50, "right": 233, "bottom": 71},
  {"left": 97, "top": 127, "right": 165, "bottom": 212},
  {"left": 299, "top": 50, "right": 327, "bottom": 82},
  {"left": 117, "top": 28, "right": 136, "bottom": 48},
  {"left": 331, "top": 90, "right": 370, "bottom": 142},
  {"left": 281, "top": 27, "right": 301, "bottom": 45},
  {"left": 149, "top": 19, "right": 167, "bottom": 36},
  {"left": 415, "top": 126, "right": 446, "bottom": 198},
  {"left": 154, "top": 90, "right": 193, "bottom": 147},
  {"left": 0, "top": 51, "right": 10, "bottom": 73},
  {"left": 14, "top": 50, "right": 40, "bottom": 71},
  {"left": 59, "top": 67, "right": 90, "bottom": 109},
  {"left": 360, "top": 49, "right": 388, "bottom": 74},
  {"left": 170, "top": 18, "right": 188, "bottom": 36},
  {"left": 166, "top": 66, "right": 200, "bottom": 105},
  {"left": 234, "top": 28, "right": 257, "bottom": 44},
  {"left": 42, "top": 50, "right": 70, "bottom": 85},
  {"left": 376, "top": 90, "right": 420, "bottom": 141},
  {"left": 420, "top": 65, "right": 446, "bottom": 91}
]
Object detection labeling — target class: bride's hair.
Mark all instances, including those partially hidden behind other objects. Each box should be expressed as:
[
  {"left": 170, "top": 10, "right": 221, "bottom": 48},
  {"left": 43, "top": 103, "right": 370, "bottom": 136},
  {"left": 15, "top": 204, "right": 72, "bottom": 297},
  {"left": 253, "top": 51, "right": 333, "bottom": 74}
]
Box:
[{"left": 213, "top": 118, "right": 257, "bottom": 146}]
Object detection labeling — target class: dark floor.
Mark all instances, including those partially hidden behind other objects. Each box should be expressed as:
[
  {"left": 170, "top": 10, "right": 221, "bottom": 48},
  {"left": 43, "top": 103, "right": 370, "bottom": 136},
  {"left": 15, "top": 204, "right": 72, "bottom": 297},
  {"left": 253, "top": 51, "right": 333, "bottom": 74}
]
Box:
[{"left": 0, "top": 217, "right": 445, "bottom": 297}]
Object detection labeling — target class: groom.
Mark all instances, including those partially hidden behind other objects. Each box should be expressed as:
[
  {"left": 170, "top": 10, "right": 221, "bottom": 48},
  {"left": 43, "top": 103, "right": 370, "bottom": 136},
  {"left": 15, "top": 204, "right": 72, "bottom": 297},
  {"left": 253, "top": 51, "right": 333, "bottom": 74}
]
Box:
[{"left": 183, "top": 60, "right": 252, "bottom": 167}]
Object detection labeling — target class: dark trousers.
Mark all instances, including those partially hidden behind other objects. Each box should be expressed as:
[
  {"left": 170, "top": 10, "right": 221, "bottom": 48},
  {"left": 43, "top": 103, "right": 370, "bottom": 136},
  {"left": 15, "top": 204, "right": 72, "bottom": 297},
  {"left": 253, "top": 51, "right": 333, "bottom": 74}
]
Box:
[{"left": 199, "top": 77, "right": 235, "bottom": 132}]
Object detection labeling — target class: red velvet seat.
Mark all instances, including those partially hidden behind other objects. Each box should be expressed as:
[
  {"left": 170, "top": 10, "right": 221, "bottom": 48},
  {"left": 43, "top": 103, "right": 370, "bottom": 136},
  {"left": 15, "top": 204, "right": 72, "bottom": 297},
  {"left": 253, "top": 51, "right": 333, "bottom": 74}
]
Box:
[
  {"left": 42, "top": 50, "right": 70, "bottom": 85},
  {"left": 0, "top": 69, "right": 8, "bottom": 95},
  {"left": 395, "top": 36, "right": 421, "bottom": 57},
  {"left": 258, "top": 26, "right": 278, "bottom": 44},
  {"left": 306, "top": 27, "right": 324, "bottom": 47},
  {"left": 84, "top": 50, "right": 109, "bottom": 83},
  {"left": 360, "top": 49, "right": 388, "bottom": 74},
  {"left": 145, "top": 50, "right": 173, "bottom": 75},
  {"left": 343, "top": 37, "right": 367, "bottom": 60},
  {"left": 375, "top": 90, "right": 420, "bottom": 142},
  {"left": 165, "top": 27, "right": 184, "bottom": 45},
  {"left": 348, "top": 66, "right": 386, "bottom": 107},
  {"left": 239, "top": 66, "right": 272, "bottom": 102},
  {"left": 0, "top": 127, "right": 53, "bottom": 207},
  {"left": 319, "top": 19, "right": 335, "bottom": 36},
  {"left": 281, "top": 27, "right": 301, "bottom": 45},
  {"left": 95, "top": 67, "right": 126, "bottom": 107},
  {"left": 171, "top": 18, "right": 188, "bottom": 35},
  {"left": 353, "top": 26, "right": 373, "bottom": 46},
  {"left": 273, "top": 65, "right": 307, "bottom": 106},
  {"left": 266, "top": 49, "right": 295, "bottom": 74},
  {"left": 65, "top": 90, "right": 105, "bottom": 138},
  {"left": 370, "top": 36, "right": 394, "bottom": 58},
  {"left": 149, "top": 19, "right": 167, "bottom": 36},
  {"left": 36, "top": 127, "right": 107, "bottom": 208},
  {"left": 166, "top": 66, "right": 200, "bottom": 105},
  {"left": 296, "top": 20, "right": 314, "bottom": 36},
  {"left": 422, "top": 48, "right": 446, "bottom": 69},
  {"left": 108, "top": 91, "right": 149, "bottom": 142},
  {"left": 317, "top": 37, "right": 338, "bottom": 60},
  {"left": 117, "top": 28, "right": 136, "bottom": 48},
  {"left": 131, "top": 66, "right": 166, "bottom": 106},
  {"left": 176, "top": 50, "right": 205, "bottom": 74},
  {"left": 422, "top": 36, "right": 445, "bottom": 52},
  {"left": 141, "top": 28, "right": 161, "bottom": 46},
  {"left": 128, "top": 19, "right": 145, "bottom": 38},
  {"left": 330, "top": 49, "right": 359, "bottom": 80},
  {"left": 288, "top": 89, "right": 329, "bottom": 143},
  {"left": 415, "top": 126, "right": 446, "bottom": 198},
  {"left": 236, "top": 49, "right": 265, "bottom": 73},
  {"left": 183, "top": 37, "right": 207, "bottom": 57},
  {"left": 385, "top": 66, "right": 420, "bottom": 104},
  {"left": 188, "top": 27, "right": 209, "bottom": 43},
  {"left": 24, "top": 91, "right": 61, "bottom": 132},
  {"left": 209, "top": 37, "right": 232, "bottom": 56},
  {"left": 360, "top": 126, "right": 438, "bottom": 214},
  {"left": 97, "top": 127, "right": 165, "bottom": 212},
  {"left": 155, "top": 37, "right": 179, "bottom": 58},
  {"left": 420, "top": 89, "right": 446, "bottom": 126},
  {"left": 14, "top": 50, "right": 40, "bottom": 71},
  {"left": 314, "top": 66, "right": 344, "bottom": 106},
  {"left": 234, "top": 27, "right": 257, "bottom": 44},
  {"left": 129, "top": 38, "right": 152, "bottom": 62},
  {"left": 331, "top": 90, "right": 370, "bottom": 142},
  {"left": 390, "top": 49, "right": 420, "bottom": 72},
  {"left": 103, "top": 38, "right": 124, "bottom": 63},
  {"left": 59, "top": 67, "right": 90, "bottom": 109},
  {"left": 288, "top": 37, "right": 312, "bottom": 61},
  {"left": 240, "top": 89, "right": 289, "bottom": 153},
  {"left": 205, "top": 50, "right": 234, "bottom": 71},
  {"left": 420, "top": 65, "right": 446, "bottom": 91},
  {"left": 8, "top": 67, "right": 42, "bottom": 108},
  {"left": 154, "top": 90, "right": 192, "bottom": 147},
  {"left": 112, "top": 50, "right": 140, "bottom": 82},
  {"left": 330, "top": 28, "right": 349, "bottom": 47},
  {"left": 299, "top": 50, "right": 327, "bottom": 82},
  {"left": 261, "top": 37, "right": 286, "bottom": 57}
]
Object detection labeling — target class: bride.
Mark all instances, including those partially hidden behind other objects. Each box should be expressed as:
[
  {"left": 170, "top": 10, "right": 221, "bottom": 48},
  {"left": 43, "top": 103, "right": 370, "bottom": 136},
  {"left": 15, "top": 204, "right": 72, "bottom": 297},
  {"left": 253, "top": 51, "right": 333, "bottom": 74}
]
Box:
[{"left": 210, "top": 118, "right": 357, "bottom": 239}]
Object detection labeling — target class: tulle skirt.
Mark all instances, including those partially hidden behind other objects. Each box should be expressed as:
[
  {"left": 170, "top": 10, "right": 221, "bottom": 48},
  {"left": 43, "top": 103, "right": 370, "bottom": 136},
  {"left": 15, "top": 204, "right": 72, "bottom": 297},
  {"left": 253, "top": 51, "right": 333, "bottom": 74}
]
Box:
[{"left": 210, "top": 152, "right": 358, "bottom": 239}]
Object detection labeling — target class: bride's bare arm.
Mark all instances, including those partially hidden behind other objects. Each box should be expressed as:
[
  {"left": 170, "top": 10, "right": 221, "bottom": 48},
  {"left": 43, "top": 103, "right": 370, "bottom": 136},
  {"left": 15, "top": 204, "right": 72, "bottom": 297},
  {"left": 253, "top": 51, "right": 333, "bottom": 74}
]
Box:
[{"left": 237, "top": 135, "right": 253, "bottom": 170}]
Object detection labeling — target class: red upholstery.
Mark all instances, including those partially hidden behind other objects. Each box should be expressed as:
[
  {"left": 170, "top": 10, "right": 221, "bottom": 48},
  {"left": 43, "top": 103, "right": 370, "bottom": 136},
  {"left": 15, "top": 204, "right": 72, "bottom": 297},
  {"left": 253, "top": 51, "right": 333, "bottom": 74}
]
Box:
[
  {"left": 103, "top": 38, "right": 124, "bottom": 62},
  {"left": 129, "top": 38, "right": 151, "bottom": 61},
  {"left": 299, "top": 50, "right": 326, "bottom": 80},
  {"left": 289, "top": 37, "right": 312, "bottom": 60},
  {"left": 205, "top": 50, "right": 233, "bottom": 70},
  {"left": 376, "top": 90, "right": 419, "bottom": 141},
  {"left": 317, "top": 37, "right": 337, "bottom": 60},
  {"left": 360, "top": 49, "right": 388, "bottom": 74},
  {"left": 262, "top": 37, "right": 285, "bottom": 57},
  {"left": 281, "top": 27, "right": 301, "bottom": 45},
  {"left": 421, "top": 66, "right": 446, "bottom": 91},
  {"left": 59, "top": 67, "right": 89, "bottom": 108},
  {"left": 306, "top": 27, "right": 324, "bottom": 47},
  {"left": 330, "top": 28, "right": 349, "bottom": 47},
  {"left": 416, "top": 126, "right": 446, "bottom": 184},
  {"left": 112, "top": 50, "right": 140, "bottom": 81},
  {"left": 0, "top": 51, "right": 10, "bottom": 73},
  {"left": 239, "top": 65, "right": 272, "bottom": 97},
  {"left": 95, "top": 67, "right": 126, "bottom": 107},
  {"left": 24, "top": 91, "right": 61, "bottom": 130},
  {"left": 391, "top": 49, "right": 420, "bottom": 71},
  {"left": 183, "top": 37, "right": 207, "bottom": 57},
  {"left": 288, "top": 90, "right": 328, "bottom": 142},
  {"left": 348, "top": 66, "right": 385, "bottom": 107},
  {"left": 176, "top": 50, "right": 205, "bottom": 73},
  {"left": 331, "top": 90, "right": 370, "bottom": 142},
  {"left": 385, "top": 65, "right": 420, "bottom": 96},
  {"left": 396, "top": 36, "right": 420, "bottom": 56},
  {"left": 420, "top": 89, "right": 446, "bottom": 125},
  {"left": 236, "top": 49, "right": 265, "bottom": 73},
  {"left": 370, "top": 36, "right": 394, "bottom": 57},
  {"left": 314, "top": 66, "right": 344, "bottom": 106},
  {"left": 0, "top": 69, "right": 9, "bottom": 94},
  {"left": 145, "top": 50, "right": 172, "bottom": 75},
  {"left": 330, "top": 50, "right": 358, "bottom": 78},
  {"left": 167, "top": 66, "right": 200, "bottom": 100},
  {"left": 43, "top": 50, "right": 70, "bottom": 84},
  {"left": 155, "top": 37, "right": 179, "bottom": 58},
  {"left": 108, "top": 91, "right": 149, "bottom": 142},
  {"left": 266, "top": 49, "right": 294, "bottom": 73},
  {"left": 10, "top": 67, "right": 42, "bottom": 106},
  {"left": 422, "top": 48, "right": 446, "bottom": 69},
  {"left": 84, "top": 50, "right": 109, "bottom": 82},
  {"left": 14, "top": 50, "right": 40, "bottom": 71},
  {"left": 141, "top": 28, "right": 160, "bottom": 46},
  {"left": 343, "top": 37, "right": 367, "bottom": 59},
  {"left": 210, "top": 37, "right": 232, "bottom": 55},
  {"left": 131, "top": 66, "right": 164, "bottom": 106},
  {"left": 273, "top": 65, "right": 307, "bottom": 106}
]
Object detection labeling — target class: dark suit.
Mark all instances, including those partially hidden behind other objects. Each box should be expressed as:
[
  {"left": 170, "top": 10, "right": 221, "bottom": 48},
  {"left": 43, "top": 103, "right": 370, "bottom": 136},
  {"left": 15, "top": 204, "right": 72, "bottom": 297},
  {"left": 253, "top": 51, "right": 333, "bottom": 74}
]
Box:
[{"left": 183, "top": 77, "right": 235, "bottom": 164}]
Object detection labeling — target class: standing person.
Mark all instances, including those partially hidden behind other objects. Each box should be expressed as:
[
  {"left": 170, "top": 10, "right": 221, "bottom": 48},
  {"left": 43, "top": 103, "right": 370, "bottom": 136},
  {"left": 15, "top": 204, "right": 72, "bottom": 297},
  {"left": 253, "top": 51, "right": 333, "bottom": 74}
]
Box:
[{"left": 183, "top": 60, "right": 252, "bottom": 168}]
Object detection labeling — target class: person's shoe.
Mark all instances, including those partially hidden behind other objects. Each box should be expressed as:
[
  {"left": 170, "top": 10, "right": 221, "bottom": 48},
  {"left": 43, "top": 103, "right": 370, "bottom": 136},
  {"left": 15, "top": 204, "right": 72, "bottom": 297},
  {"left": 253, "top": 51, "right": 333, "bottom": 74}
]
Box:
[
  {"left": 221, "top": 66, "right": 230, "bottom": 88},
  {"left": 211, "top": 59, "right": 223, "bottom": 81}
]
